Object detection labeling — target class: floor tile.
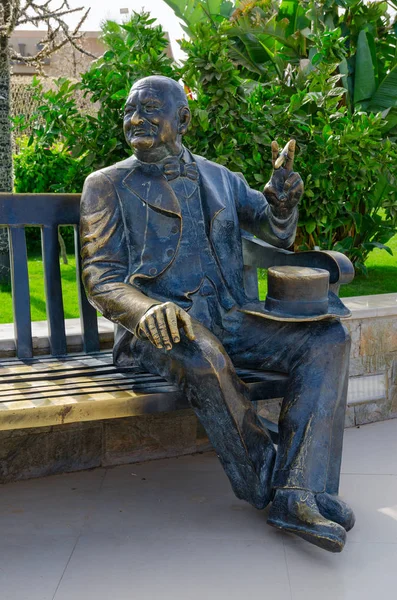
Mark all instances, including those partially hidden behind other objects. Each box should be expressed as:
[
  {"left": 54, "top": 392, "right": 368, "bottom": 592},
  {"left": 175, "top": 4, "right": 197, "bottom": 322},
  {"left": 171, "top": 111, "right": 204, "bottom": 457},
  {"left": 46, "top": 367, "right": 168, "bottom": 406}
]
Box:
[
  {"left": 0, "top": 468, "right": 104, "bottom": 536},
  {"left": 284, "top": 539, "right": 397, "bottom": 600},
  {"left": 0, "top": 532, "right": 77, "bottom": 600},
  {"left": 89, "top": 458, "right": 281, "bottom": 543},
  {"left": 54, "top": 535, "right": 291, "bottom": 600},
  {"left": 339, "top": 473, "right": 397, "bottom": 544},
  {"left": 341, "top": 419, "right": 397, "bottom": 475}
]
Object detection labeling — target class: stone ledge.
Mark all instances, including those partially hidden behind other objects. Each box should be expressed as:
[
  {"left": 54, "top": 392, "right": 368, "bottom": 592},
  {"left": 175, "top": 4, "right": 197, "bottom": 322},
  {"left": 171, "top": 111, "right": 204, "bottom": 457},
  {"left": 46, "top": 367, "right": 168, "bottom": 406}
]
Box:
[
  {"left": 0, "top": 317, "right": 114, "bottom": 356},
  {"left": 0, "top": 411, "right": 203, "bottom": 484},
  {"left": 257, "top": 373, "right": 392, "bottom": 430},
  {"left": 343, "top": 293, "right": 397, "bottom": 319},
  {"left": 1, "top": 293, "right": 396, "bottom": 357}
]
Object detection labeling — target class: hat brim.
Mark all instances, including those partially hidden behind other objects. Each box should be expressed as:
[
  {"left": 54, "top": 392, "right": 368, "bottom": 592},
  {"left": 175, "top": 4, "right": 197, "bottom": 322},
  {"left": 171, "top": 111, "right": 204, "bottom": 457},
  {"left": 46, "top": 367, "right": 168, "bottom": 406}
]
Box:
[{"left": 239, "top": 292, "right": 351, "bottom": 323}]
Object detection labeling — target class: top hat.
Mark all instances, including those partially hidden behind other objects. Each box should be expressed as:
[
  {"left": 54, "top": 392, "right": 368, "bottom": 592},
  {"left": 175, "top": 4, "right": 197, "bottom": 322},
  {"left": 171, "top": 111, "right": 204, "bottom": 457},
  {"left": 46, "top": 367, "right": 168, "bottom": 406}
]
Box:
[{"left": 241, "top": 266, "right": 351, "bottom": 322}]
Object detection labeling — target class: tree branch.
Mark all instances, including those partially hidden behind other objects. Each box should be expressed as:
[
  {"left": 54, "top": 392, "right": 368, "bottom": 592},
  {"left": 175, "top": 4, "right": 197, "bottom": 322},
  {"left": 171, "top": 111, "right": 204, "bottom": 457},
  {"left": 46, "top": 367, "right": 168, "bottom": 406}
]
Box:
[
  {"left": 8, "top": 3, "right": 97, "bottom": 68},
  {"left": 6, "top": 0, "right": 21, "bottom": 36},
  {"left": 16, "top": 7, "right": 84, "bottom": 27}
]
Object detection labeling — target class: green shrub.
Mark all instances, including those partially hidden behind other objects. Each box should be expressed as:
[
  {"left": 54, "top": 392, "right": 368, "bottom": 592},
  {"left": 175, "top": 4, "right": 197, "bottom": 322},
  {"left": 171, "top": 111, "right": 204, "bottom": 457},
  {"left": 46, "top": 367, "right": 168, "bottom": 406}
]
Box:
[
  {"left": 13, "top": 138, "right": 85, "bottom": 194},
  {"left": 181, "top": 22, "right": 397, "bottom": 271},
  {"left": 14, "top": 9, "right": 396, "bottom": 271}
]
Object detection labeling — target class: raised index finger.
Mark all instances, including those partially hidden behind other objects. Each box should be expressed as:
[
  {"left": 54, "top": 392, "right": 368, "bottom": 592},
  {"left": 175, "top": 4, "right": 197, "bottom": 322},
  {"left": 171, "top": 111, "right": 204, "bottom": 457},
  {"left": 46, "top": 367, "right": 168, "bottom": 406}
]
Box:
[
  {"left": 285, "top": 139, "right": 296, "bottom": 171},
  {"left": 271, "top": 140, "right": 279, "bottom": 169}
]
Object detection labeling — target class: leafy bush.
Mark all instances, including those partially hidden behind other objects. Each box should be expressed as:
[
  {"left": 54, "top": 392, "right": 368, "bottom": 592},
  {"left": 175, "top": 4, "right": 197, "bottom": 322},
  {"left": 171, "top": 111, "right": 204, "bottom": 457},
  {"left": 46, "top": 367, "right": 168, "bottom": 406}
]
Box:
[
  {"left": 13, "top": 137, "right": 85, "bottom": 194},
  {"left": 181, "top": 21, "right": 397, "bottom": 271},
  {"left": 182, "top": 23, "right": 272, "bottom": 179},
  {"left": 13, "top": 139, "right": 80, "bottom": 253},
  {"left": 14, "top": 8, "right": 397, "bottom": 271}
]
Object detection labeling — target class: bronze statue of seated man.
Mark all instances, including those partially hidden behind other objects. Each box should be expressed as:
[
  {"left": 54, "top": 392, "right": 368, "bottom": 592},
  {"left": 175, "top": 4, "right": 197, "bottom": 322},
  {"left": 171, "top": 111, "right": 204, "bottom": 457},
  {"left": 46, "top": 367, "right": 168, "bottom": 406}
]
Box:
[{"left": 80, "top": 75, "right": 355, "bottom": 552}]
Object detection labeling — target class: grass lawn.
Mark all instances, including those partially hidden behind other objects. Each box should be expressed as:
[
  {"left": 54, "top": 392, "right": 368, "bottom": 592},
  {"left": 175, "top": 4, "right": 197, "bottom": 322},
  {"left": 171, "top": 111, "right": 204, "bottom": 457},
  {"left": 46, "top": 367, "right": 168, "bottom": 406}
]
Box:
[
  {"left": 0, "top": 254, "right": 80, "bottom": 324},
  {"left": 258, "top": 233, "right": 397, "bottom": 300},
  {"left": 0, "top": 234, "right": 396, "bottom": 324}
]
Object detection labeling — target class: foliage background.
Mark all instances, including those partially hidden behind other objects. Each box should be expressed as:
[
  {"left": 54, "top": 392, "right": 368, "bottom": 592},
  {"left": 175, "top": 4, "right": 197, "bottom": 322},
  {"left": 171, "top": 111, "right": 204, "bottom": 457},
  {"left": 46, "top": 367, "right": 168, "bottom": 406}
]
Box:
[{"left": 13, "top": 1, "right": 397, "bottom": 273}]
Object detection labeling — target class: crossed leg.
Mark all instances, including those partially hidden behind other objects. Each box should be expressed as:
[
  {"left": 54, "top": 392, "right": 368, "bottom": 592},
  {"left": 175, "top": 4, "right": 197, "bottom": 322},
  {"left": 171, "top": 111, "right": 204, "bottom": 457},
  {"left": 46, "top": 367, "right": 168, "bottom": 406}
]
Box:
[
  {"left": 131, "top": 311, "right": 353, "bottom": 550},
  {"left": 131, "top": 318, "right": 276, "bottom": 509}
]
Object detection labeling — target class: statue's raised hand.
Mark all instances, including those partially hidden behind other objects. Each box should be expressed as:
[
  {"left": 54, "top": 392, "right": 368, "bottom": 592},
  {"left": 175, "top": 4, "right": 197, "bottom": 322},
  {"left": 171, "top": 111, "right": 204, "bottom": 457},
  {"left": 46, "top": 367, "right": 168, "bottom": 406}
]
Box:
[{"left": 264, "top": 139, "right": 304, "bottom": 220}]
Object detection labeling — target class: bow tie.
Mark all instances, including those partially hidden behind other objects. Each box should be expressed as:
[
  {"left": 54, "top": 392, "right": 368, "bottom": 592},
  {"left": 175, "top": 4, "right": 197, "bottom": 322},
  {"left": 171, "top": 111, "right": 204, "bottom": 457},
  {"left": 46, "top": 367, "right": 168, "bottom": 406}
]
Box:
[{"left": 162, "top": 157, "right": 199, "bottom": 181}]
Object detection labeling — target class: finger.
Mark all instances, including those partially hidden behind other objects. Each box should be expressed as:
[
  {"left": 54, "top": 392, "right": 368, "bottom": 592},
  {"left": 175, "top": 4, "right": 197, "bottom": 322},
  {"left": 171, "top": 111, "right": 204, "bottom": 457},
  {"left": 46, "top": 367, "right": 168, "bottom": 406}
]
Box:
[
  {"left": 271, "top": 140, "right": 279, "bottom": 168},
  {"left": 138, "top": 320, "right": 151, "bottom": 341},
  {"left": 146, "top": 314, "right": 163, "bottom": 349},
  {"left": 284, "top": 180, "right": 304, "bottom": 205},
  {"left": 165, "top": 304, "right": 180, "bottom": 344},
  {"left": 288, "top": 179, "right": 304, "bottom": 196},
  {"left": 154, "top": 310, "right": 172, "bottom": 350},
  {"left": 284, "top": 172, "right": 300, "bottom": 190},
  {"left": 285, "top": 139, "right": 296, "bottom": 172},
  {"left": 176, "top": 307, "right": 195, "bottom": 341}
]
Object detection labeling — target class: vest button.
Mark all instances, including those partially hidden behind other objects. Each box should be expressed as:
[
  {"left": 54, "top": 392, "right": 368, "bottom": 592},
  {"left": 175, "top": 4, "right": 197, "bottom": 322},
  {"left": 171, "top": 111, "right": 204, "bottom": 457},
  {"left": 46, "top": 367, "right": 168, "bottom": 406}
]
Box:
[
  {"left": 149, "top": 267, "right": 157, "bottom": 276},
  {"left": 171, "top": 225, "right": 178, "bottom": 234},
  {"left": 166, "top": 248, "right": 174, "bottom": 257}
]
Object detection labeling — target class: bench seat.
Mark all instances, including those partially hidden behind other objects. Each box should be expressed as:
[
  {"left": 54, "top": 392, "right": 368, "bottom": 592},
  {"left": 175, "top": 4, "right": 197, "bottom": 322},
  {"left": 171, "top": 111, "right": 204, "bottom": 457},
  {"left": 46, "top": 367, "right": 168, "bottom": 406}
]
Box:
[{"left": 0, "top": 352, "right": 286, "bottom": 441}]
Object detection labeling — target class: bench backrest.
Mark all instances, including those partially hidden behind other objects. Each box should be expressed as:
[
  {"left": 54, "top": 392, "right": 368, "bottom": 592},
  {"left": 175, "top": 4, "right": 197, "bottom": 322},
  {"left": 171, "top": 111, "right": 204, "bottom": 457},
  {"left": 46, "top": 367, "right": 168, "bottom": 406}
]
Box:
[
  {"left": 0, "top": 193, "right": 269, "bottom": 359},
  {"left": 0, "top": 193, "right": 99, "bottom": 358}
]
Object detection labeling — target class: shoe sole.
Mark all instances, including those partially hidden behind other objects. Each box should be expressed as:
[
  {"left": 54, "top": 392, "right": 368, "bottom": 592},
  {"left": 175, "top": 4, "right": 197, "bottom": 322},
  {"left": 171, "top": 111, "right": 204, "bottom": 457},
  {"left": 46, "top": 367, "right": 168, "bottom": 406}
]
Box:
[{"left": 267, "top": 517, "right": 346, "bottom": 553}]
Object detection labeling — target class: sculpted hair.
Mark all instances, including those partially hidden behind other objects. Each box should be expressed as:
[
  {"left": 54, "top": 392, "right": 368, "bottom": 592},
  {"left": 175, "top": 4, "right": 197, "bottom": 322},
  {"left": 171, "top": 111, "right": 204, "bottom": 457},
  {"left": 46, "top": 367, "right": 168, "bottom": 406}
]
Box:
[{"left": 129, "top": 76, "right": 188, "bottom": 108}]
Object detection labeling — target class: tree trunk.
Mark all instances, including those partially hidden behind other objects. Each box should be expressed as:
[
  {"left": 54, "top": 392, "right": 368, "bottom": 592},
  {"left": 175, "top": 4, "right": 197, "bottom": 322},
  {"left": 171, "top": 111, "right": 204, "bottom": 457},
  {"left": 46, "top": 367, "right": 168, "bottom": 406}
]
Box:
[{"left": 0, "top": 31, "right": 12, "bottom": 283}]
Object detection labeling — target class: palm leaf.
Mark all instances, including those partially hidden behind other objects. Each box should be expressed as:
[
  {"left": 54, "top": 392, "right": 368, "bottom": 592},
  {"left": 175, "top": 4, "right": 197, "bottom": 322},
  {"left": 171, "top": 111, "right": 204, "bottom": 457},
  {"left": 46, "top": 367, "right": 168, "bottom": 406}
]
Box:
[
  {"left": 277, "top": 0, "right": 310, "bottom": 38},
  {"left": 162, "top": 0, "right": 234, "bottom": 34},
  {"left": 354, "top": 30, "right": 377, "bottom": 106},
  {"left": 368, "top": 64, "right": 397, "bottom": 111}
]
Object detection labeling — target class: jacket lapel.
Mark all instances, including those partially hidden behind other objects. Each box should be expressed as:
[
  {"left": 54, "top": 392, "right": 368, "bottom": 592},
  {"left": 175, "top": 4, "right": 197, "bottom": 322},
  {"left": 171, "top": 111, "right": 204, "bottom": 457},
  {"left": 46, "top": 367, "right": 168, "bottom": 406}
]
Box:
[{"left": 191, "top": 152, "right": 226, "bottom": 223}]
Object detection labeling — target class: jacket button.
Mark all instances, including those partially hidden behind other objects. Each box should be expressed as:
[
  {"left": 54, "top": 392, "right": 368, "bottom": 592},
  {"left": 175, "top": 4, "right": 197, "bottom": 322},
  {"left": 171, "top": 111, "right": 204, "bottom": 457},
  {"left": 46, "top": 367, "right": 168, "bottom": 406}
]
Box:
[
  {"left": 166, "top": 248, "right": 174, "bottom": 257},
  {"left": 171, "top": 225, "right": 178, "bottom": 234},
  {"left": 149, "top": 268, "right": 157, "bottom": 276}
]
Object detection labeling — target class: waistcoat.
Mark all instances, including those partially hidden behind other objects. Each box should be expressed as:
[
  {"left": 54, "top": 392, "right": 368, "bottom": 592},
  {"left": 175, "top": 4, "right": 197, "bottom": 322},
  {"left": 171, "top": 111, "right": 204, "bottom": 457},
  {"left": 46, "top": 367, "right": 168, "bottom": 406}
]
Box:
[{"left": 136, "top": 162, "right": 236, "bottom": 328}]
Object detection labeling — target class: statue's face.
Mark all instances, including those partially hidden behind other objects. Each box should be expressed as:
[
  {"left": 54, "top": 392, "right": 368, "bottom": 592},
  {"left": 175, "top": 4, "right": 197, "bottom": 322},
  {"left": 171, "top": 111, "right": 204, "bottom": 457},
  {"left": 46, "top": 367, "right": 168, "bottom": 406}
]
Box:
[{"left": 123, "top": 82, "right": 181, "bottom": 152}]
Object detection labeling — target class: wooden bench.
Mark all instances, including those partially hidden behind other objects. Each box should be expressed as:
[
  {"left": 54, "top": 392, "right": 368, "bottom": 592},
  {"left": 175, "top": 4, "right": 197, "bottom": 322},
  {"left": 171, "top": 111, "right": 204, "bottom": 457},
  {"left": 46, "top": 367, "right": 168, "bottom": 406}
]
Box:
[{"left": 0, "top": 193, "right": 355, "bottom": 445}]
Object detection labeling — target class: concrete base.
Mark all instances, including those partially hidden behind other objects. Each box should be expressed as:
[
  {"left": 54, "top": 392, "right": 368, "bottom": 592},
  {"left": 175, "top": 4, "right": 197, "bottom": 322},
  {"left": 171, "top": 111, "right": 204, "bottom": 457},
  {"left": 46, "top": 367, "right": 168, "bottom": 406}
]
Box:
[{"left": 0, "top": 410, "right": 212, "bottom": 484}]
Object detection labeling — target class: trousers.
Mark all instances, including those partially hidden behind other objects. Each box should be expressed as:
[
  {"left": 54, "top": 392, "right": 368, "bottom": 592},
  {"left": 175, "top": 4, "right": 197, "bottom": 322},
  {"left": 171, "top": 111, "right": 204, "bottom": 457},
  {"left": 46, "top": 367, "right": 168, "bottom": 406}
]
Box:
[{"left": 131, "top": 307, "right": 351, "bottom": 510}]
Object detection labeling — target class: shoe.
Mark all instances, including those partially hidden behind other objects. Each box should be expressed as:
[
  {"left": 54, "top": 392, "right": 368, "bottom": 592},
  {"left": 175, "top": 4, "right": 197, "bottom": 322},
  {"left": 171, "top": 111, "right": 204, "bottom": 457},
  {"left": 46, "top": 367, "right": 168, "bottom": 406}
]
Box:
[
  {"left": 267, "top": 488, "right": 347, "bottom": 553},
  {"left": 316, "top": 492, "right": 355, "bottom": 532}
]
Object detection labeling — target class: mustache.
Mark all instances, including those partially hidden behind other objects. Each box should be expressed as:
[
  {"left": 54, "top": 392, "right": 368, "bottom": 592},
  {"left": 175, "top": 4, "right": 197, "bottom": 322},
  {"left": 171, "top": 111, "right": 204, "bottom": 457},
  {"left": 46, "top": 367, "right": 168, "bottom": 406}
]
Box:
[{"left": 130, "top": 121, "right": 158, "bottom": 136}]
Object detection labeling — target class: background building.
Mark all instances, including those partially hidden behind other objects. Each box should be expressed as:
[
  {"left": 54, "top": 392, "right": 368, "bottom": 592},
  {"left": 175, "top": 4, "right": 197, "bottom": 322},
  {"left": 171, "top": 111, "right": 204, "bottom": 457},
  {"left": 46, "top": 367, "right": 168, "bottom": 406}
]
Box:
[{"left": 10, "top": 31, "right": 105, "bottom": 78}]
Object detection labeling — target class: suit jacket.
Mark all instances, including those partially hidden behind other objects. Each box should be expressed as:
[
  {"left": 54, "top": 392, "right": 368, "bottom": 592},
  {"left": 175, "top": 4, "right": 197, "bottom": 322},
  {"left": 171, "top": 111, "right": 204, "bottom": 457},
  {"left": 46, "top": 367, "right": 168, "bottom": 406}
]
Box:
[{"left": 80, "top": 149, "right": 298, "bottom": 363}]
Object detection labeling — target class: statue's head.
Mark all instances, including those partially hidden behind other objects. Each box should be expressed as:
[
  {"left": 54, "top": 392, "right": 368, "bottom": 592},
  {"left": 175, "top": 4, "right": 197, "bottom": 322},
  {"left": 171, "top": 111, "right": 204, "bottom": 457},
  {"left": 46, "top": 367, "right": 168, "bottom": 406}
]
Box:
[{"left": 123, "top": 76, "right": 191, "bottom": 157}]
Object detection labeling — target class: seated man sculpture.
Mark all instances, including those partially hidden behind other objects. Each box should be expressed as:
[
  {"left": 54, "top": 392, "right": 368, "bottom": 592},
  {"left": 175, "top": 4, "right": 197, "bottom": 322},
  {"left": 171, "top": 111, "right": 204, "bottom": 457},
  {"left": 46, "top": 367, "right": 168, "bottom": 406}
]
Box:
[{"left": 80, "top": 75, "right": 355, "bottom": 552}]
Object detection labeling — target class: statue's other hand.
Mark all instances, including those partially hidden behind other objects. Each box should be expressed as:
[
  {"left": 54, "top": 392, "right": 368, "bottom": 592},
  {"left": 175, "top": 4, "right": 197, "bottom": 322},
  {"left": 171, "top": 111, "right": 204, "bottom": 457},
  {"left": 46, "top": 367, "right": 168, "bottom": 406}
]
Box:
[
  {"left": 264, "top": 139, "right": 304, "bottom": 220},
  {"left": 138, "top": 302, "right": 196, "bottom": 351}
]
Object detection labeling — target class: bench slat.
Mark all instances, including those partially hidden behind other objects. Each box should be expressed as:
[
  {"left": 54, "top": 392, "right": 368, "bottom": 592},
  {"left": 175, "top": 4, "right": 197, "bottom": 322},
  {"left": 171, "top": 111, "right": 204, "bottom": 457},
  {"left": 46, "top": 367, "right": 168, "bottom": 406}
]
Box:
[
  {"left": 74, "top": 227, "right": 100, "bottom": 353},
  {"left": 9, "top": 227, "right": 33, "bottom": 359},
  {"left": 0, "top": 352, "right": 283, "bottom": 442},
  {"left": 41, "top": 226, "right": 67, "bottom": 356}
]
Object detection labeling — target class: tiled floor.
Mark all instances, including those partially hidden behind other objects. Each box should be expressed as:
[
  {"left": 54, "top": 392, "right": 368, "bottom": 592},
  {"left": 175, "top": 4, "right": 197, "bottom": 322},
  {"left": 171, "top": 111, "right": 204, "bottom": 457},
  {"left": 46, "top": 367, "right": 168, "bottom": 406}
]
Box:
[{"left": 1, "top": 419, "right": 397, "bottom": 600}]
